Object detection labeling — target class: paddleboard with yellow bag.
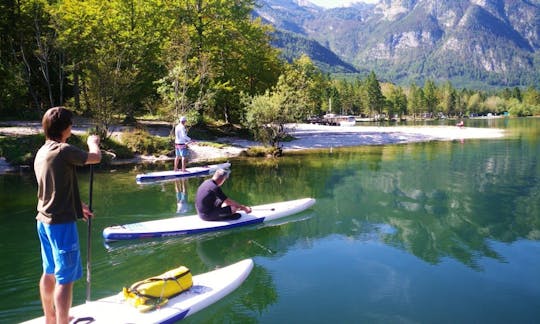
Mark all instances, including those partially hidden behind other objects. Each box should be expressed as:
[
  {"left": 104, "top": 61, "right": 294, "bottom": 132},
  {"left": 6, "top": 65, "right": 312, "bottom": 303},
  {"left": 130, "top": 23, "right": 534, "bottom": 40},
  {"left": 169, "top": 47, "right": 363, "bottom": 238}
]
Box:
[
  {"left": 123, "top": 266, "right": 193, "bottom": 312},
  {"left": 20, "top": 259, "right": 254, "bottom": 323}
]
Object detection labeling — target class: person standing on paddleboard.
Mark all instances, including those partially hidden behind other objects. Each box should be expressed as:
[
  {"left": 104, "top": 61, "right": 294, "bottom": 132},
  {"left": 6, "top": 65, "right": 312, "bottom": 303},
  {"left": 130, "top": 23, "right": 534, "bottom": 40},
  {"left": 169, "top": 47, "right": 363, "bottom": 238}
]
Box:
[
  {"left": 195, "top": 168, "right": 252, "bottom": 221},
  {"left": 34, "top": 107, "right": 101, "bottom": 324},
  {"left": 174, "top": 116, "right": 191, "bottom": 172}
]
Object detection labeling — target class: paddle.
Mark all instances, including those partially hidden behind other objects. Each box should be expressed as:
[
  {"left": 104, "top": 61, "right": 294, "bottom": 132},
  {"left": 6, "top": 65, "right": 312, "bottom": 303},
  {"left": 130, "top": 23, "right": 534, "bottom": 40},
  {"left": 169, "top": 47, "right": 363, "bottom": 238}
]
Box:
[
  {"left": 248, "top": 240, "right": 274, "bottom": 254},
  {"left": 252, "top": 208, "right": 275, "bottom": 211},
  {"left": 86, "top": 165, "right": 94, "bottom": 302}
]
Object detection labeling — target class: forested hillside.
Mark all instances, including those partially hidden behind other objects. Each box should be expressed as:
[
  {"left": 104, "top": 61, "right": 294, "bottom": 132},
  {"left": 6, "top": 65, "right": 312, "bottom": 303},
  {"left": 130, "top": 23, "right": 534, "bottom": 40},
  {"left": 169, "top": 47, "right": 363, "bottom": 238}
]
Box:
[
  {"left": 257, "top": 0, "right": 540, "bottom": 89},
  {"left": 0, "top": 0, "right": 282, "bottom": 123},
  {"left": 0, "top": 0, "right": 539, "bottom": 145},
  {"left": 270, "top": 30, "right": 359, "bottom": 73}
]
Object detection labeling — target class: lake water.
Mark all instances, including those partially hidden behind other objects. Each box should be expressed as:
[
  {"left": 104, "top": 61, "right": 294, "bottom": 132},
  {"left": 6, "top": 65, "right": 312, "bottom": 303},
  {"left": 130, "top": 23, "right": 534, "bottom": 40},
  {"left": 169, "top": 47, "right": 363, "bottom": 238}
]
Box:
[{"left": 1, "top": 118, "right": 539, "bottom": 323}]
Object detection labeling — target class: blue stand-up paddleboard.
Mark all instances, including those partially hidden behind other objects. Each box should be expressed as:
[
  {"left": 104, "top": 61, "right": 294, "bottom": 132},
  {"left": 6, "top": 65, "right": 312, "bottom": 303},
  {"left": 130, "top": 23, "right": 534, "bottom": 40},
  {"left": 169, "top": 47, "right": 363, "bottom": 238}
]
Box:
[
  {"left": 103, "top": 198, "right": 316, "bottom": 242},
  {"left": 136, "top": 162, "right": 231, "bottom": 184},
  {"left": 21, "top": 259, "right": 254, "bottom": 324}
]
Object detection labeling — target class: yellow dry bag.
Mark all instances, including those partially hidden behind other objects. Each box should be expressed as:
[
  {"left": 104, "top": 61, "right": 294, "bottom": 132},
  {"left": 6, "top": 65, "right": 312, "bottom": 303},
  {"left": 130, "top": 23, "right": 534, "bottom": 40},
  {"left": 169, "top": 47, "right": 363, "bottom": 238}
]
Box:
[{"left": 122, "top": 266, "right": 193, "bottom": 312}]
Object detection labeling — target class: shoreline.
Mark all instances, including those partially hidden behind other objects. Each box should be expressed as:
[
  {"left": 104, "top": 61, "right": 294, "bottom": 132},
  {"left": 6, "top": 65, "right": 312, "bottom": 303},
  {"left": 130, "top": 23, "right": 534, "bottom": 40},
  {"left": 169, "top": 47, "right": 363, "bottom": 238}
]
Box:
[
  {"left": 0, "top": 123, "right": 505, "bottom": 173},
  {"left": 279, "top": 123, "right": 505, "bottom": 150}
]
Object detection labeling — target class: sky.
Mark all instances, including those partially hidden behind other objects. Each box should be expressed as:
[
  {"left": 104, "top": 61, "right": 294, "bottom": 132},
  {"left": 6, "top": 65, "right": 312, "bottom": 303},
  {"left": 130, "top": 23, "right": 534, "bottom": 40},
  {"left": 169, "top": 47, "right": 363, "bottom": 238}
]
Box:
[{"left": 308, "top": 0, "right": 379, "bottom": 8}]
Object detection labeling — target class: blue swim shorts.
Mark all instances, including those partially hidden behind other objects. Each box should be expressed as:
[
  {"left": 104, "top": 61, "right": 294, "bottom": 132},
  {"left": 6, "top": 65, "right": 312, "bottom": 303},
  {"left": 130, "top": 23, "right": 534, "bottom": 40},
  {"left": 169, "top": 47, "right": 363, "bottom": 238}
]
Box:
[
  {"left": 175, "top": 145, "right": 189, "bottom": 157},
  {"left": 37, "top": 221, "right": 82, "bottom": 284}
]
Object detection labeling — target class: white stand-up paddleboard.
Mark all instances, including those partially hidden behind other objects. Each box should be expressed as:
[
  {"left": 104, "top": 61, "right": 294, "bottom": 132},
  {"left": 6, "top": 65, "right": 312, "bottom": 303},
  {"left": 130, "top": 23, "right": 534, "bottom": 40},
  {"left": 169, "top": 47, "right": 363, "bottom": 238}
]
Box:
[
  {"left": 21, "top": 259, "right": 254, "bottom": 324},
  {"left": 136, "top": 162, "right": 231, "bottom": 184},
  {"left": 103, "top": 198, "right": 316, "bottom": 242}
]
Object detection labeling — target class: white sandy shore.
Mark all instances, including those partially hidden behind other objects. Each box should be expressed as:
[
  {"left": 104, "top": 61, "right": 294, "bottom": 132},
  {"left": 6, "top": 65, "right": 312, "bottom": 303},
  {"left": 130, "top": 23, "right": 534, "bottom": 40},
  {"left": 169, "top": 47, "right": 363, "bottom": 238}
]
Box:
[
  {"left": 0, "top": 122, "right": 505, "bottom": 172},
  {"left": 279, "top": 123, "right": 505, "bottom": 150},
  {"left": 183, "top": 123, "right": 505, "bottom": 165}
]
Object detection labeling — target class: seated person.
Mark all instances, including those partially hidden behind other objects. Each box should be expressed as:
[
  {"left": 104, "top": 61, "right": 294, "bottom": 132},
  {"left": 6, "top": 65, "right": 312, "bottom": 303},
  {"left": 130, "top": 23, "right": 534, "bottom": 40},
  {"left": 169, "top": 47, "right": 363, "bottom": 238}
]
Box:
[{"left": 195, "top": 169, "right": 251, "bottom": 221}]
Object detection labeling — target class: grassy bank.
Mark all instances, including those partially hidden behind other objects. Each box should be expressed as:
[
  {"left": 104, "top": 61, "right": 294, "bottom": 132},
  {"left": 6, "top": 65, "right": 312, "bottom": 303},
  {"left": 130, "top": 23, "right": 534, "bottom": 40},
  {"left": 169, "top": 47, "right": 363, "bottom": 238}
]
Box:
[{"left": 0, "top": 122, "right": 278, "bottom": 169}]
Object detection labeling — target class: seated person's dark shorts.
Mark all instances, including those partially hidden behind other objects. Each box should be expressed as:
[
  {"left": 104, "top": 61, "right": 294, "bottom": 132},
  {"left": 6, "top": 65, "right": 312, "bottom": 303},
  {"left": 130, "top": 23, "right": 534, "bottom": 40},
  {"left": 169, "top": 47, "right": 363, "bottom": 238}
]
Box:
[{"left": 200, "top": 206, "right": 241, "bottom": 221}]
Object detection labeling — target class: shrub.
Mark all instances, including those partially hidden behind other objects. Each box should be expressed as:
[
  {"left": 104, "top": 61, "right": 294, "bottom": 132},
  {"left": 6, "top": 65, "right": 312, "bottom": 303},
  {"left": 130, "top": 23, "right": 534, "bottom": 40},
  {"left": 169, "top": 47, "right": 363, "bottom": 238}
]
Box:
[
  {"left": 245, "top": 145, "right": 282, "bottom": 157},
  {"left": 0, "top": 134, "right": 44, "bottom": 165},
  {"left": 120, "top": 129, "right": 171, "bottom": 156}
]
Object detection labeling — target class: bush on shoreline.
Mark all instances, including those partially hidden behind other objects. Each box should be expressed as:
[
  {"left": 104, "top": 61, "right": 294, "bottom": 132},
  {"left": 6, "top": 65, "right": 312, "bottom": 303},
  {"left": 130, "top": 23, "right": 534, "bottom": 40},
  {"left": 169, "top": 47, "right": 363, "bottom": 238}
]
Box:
[
  {"left": 0, "top": 132, "right": 137, "bottom": 168},
  {"left": 120, "top": 129, "right": 171, "bottom": 156},
  {"left": 0, "top": 134, "right": 45, "bottom": 165},
  {"left": 0, "top": 123, "right": 250, "bottom": 168}
]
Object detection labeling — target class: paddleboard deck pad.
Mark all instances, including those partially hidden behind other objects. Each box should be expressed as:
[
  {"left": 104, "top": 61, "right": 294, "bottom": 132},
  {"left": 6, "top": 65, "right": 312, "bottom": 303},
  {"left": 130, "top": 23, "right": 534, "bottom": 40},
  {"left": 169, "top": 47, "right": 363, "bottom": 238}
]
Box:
[
  {"left": 136, "top": 162, "right": 231, "bottom": 184},
  {"left": 103, "top": 198, "right": 316, "bottom": 242},
  {"left": 21, "top": 259, "right": 254, "bottom": 324}
]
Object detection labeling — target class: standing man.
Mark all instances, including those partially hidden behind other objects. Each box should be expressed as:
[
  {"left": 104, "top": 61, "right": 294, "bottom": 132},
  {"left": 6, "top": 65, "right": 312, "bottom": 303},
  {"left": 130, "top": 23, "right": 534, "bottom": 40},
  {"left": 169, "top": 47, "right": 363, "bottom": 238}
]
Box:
[
  {"left": 174, "top": 116, "right": 191, "bottom": 172},
  {"left": 195, "top": 168, "right": 252, "bottom": 221},
  {"left": 34, "top": 106, "right": 101, "bottom": 324}
]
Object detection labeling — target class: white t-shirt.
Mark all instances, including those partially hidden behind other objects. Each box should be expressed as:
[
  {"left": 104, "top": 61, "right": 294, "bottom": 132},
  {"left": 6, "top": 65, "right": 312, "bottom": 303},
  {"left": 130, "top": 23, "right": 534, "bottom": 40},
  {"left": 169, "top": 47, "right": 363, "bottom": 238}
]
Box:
[{"left": 175, "top": 122, "right": 191, "bottom": 144}]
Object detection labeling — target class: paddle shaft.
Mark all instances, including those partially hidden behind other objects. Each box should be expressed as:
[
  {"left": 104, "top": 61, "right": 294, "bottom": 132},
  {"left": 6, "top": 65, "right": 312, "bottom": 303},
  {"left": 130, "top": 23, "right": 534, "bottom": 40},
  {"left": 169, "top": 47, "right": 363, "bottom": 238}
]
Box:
[
  {"left": 249, "top": 240, "right": 274, "bottom": 254},
  {"left": 86, "top": 165, "right": 94, "bottom": 302}
]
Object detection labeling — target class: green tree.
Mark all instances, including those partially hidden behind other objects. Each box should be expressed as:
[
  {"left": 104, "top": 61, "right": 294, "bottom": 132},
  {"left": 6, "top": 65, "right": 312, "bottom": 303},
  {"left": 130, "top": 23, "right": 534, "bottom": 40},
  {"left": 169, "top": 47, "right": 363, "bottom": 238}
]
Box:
[
  {"left": 387, "top": 85, "right": 408, "bottom": 118},
  {"left": 512, "top": 86, "right": 522, "bottom": 102},
  {"left": 1, "top": 0, "right": 65, "bottom": 116},
  {"left": 52, "top": 0, "right": 168, "bottom": 130},
  {"left": 244, "top": 55, "right": 324, "bottom": 146},
  {"left": 167, "top": 0, "right": 281, "bottom": 124},
  {"left": 363, "top": 71, "right": 385, "bottom": 118},
  {"left": 438, "top": 81, "right": 456, "bottom": 116},
  {"left": 0, "top": 0, "right": 28, "bottom": 115},
  {"left": 243, "top": 90, "right": 286, "bottom": 146},
  {"left": 277, "top": 55, "right": 325, "bottom": 118},
  {"left": 334, "top": 79, "right": 358, "bottom": 115},
  {"left": 523, "top": 86, "right": 540, "bottom": 107},
  {"left": 455, "top": 89, "right": 467, "bottom": 117},
  {"left": 423, "top": 79, "right": 438, "bottom": 115},
  {"left": 484, "top": 96, "right": 506, "bottom": 114},
  {"left": 156, "top": 34, "right": 225, "bottom": 125},
  {"left": 407, "top": 83, "right": 424, "bottom": 119},
  {"left": 467, "top": 93, "right": 483, "bottom": 115},
  {"left": 322, "top": 81, "right": 339, "bottom": 115},
  {"left": 352, "top": 77, "right": 365, "bottom": 115}
]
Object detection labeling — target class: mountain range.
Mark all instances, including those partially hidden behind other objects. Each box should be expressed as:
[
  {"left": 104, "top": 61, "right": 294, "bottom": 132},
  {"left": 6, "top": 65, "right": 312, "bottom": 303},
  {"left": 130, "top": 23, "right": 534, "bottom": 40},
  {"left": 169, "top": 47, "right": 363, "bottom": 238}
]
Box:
[{"left": 254, "top": 0, "right": 540, "bottom": 88}]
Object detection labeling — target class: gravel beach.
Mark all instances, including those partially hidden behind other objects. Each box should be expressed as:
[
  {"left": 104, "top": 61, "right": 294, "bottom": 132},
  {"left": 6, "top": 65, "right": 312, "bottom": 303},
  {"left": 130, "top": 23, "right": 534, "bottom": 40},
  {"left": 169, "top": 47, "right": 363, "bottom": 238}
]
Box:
[{"left": 0, "top": 122, "right": 505, "bottom": 173}]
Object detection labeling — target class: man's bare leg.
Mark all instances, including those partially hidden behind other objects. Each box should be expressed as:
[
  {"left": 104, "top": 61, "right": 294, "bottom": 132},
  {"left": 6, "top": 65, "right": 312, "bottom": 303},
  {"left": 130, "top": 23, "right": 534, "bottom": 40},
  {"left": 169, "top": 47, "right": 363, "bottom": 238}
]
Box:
[
  {"left": 40, "top": 273, "right": 56, "bottom": 324},
  {"left": 181, "top": 157, "right": 187, "bottom": 172},
  {"left": 174, "top": 156, "right": 180, "bottom": 171},
  {"left": 54, "top": 281, "right": 74, "bottom": 324}
]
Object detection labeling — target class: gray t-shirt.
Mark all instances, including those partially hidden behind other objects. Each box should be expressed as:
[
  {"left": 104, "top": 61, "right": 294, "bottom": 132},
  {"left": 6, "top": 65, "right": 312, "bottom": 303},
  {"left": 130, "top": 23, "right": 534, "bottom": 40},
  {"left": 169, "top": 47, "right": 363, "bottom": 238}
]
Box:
[{"left": 34, "top": 140, "right": 88, "bottom": 224}]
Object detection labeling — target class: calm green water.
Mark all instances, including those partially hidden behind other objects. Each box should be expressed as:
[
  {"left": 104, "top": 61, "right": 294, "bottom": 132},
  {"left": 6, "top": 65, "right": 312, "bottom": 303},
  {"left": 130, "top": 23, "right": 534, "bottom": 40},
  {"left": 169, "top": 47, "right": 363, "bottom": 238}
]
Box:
[{"left": 1, "top": 118, "right": 539, "bottom": 323}]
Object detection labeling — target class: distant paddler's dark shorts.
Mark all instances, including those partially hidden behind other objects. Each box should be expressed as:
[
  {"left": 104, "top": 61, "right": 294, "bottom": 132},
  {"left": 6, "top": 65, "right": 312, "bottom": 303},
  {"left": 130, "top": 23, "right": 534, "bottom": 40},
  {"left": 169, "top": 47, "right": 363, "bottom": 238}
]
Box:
[{"left": 200, "top": 206, "right": 241, "bottom": 221}]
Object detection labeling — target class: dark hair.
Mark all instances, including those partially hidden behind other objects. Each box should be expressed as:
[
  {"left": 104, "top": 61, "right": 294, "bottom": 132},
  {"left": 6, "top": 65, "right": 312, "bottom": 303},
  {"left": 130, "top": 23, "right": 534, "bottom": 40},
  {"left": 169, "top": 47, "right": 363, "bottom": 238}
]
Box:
[{"left": 42, "top": 106, "right": 73, "bottom": 141}]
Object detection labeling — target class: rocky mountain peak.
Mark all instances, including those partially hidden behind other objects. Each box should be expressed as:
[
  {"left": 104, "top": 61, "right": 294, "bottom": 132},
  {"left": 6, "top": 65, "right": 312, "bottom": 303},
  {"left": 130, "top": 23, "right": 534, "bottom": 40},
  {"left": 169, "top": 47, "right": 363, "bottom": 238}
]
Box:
[{"left": 256, "top": 0, "right": 540, "bottom": 87}]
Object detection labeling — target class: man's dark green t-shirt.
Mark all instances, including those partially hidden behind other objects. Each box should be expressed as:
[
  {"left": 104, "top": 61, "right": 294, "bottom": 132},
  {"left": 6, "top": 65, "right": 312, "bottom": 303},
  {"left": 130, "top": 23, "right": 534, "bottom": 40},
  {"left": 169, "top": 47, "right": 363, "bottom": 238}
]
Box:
[{"left": 34, "top": 140, "right": 88, "bottom": 224}]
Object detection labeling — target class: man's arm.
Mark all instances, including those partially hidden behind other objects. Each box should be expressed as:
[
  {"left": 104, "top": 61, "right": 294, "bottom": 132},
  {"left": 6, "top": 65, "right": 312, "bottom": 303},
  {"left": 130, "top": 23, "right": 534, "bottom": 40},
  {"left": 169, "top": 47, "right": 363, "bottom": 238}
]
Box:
[
  {"left": 85, "top": 135, "right": 101, "bottom": 164},
  {"left": 224, "top": 198, "right": 252, "bottom": 213}
]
